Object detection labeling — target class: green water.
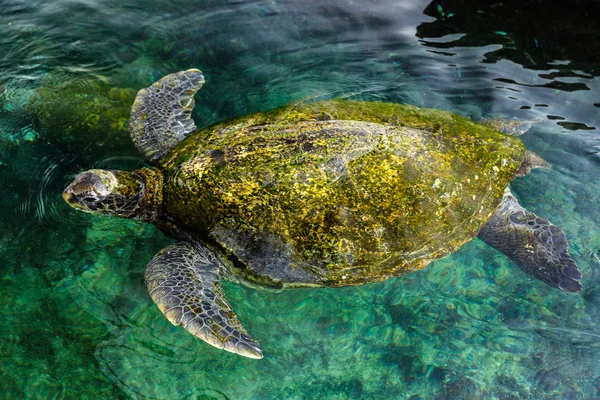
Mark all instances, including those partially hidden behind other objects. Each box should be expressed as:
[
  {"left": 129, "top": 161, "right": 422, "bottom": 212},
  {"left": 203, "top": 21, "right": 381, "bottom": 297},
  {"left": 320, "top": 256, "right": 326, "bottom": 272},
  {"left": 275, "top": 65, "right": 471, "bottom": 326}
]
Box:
[{"left": 1, "top": 0, "right": 600, "bottom": 398}]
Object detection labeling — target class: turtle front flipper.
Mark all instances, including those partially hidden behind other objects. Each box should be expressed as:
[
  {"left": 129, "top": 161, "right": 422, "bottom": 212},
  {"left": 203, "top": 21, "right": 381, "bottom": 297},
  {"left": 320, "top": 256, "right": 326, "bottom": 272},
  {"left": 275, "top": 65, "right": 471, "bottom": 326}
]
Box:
[
  {"left": 145, "top": 242, "right": 263, "bottom": 359},
  {"left": 129, "top": 69, "right": 205, "bottom": 162},
  {"left": 478, "top": 189, "right": 582, "bottom": 292}
]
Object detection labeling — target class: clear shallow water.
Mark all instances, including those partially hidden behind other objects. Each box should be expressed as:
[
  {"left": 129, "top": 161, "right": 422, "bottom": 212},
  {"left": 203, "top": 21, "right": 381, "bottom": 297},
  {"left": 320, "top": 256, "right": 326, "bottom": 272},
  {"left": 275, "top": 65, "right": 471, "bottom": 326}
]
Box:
[{"left": 1, "top": 0, "right": 600, "bottom": 398}]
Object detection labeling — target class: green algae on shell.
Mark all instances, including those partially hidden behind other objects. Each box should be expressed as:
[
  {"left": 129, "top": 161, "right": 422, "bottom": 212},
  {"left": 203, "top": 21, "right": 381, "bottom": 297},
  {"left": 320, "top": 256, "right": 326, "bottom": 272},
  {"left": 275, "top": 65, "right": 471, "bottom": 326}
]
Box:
[{"left": 160, "top": 100, "right": 525, "bottom": 287}]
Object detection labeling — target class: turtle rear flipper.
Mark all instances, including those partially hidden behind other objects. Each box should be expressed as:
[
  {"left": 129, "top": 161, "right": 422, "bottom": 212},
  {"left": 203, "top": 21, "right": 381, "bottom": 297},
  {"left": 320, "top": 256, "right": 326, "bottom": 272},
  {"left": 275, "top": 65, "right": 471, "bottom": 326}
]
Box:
[
  {"left": 478, "top": 189, "right": 582, "bottom": 292},
  {"left": 145, "top": 242, "right": 263, "bottom": 359},
  {"left": 480, "top": 117, "right": 540, "bottom": 136},
  {"left": 129, "top": 69, "right": 205, "bottom": 162}
]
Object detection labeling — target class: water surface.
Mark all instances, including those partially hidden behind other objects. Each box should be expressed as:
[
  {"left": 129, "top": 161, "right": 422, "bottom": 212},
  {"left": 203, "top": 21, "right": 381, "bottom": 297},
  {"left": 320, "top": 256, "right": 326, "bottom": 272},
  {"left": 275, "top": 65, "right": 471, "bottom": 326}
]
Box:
[{"left": 1, "top": 0, "right": 600, "bottom": 398}]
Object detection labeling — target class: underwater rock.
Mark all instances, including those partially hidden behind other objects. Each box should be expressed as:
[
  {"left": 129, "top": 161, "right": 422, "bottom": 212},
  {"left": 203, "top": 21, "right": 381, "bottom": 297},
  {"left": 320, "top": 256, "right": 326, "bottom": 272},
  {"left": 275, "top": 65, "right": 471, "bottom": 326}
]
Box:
[{"left": 30, "top": 75, "right": 136, "bottom": 146}]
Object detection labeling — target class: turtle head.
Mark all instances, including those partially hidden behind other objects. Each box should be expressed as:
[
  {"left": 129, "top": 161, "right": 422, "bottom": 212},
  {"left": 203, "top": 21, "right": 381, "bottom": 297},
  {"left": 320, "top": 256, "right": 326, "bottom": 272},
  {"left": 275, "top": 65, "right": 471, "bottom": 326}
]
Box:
[{"left": 63, "top": 168, "right": 162, "bottom": 221}]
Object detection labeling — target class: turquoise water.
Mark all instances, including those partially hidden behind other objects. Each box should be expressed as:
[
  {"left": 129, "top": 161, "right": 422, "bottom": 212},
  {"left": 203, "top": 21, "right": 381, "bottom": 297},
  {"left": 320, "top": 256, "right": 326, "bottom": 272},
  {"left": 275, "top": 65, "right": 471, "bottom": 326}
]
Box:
[{"left": 1, "top": 0, "right": 600, "bottom": 398}]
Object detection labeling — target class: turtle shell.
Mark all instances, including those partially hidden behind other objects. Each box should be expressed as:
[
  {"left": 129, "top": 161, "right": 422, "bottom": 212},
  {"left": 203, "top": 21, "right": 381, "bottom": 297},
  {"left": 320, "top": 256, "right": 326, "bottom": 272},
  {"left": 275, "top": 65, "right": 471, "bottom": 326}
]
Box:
[{"left": 159, "top": 100, "right": 525, "bottom": 287}]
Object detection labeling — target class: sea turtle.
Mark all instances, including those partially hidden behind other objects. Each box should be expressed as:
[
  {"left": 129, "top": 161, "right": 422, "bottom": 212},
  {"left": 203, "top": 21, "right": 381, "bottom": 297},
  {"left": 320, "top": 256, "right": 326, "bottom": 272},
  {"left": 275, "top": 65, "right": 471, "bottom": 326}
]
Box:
[{"left": 62, "top": 69, "right": 582, "bottom": 359}]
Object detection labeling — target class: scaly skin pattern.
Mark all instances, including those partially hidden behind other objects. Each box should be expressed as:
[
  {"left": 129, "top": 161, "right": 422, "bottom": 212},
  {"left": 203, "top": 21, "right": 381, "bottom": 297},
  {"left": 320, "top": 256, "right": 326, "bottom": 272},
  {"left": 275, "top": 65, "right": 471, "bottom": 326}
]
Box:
[
  {"left": 158, "top": 100, "right": 525, "bottom": 287},
  {"left": 145, "top": 242, "right": 263, "bottom": 358}
]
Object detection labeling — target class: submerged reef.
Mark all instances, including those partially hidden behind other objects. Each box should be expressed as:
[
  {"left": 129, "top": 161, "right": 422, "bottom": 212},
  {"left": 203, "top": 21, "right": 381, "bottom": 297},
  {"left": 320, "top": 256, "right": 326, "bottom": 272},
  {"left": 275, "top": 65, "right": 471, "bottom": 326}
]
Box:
[{"left": 31, "top": 75, "right": 136, "bottom": 146}]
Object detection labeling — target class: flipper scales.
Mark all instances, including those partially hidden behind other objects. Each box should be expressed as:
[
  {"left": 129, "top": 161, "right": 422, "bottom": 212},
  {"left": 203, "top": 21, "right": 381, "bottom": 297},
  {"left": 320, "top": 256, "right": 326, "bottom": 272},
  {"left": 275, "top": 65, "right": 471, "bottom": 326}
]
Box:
[
  {"left": 478, "top": 189, "right": 582, "bottom": 292},
  {"left": 145, "top": 242, "right": 263, "bottom": 359},
  {"left": 129, "top": 69, "right": 205, "bottom": 162}
]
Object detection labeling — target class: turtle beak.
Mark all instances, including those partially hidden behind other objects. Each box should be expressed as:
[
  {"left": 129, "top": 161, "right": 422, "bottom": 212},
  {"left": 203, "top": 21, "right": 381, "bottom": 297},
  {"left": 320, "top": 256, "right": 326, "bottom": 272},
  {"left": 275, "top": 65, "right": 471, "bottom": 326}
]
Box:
[
  {"left": 62, "top": 183, "right": 90, "bottom": 212},
  {"left": 62, "top": 187, "right": 76, "bottom": 205},
  {"left": 62, "top": 180, "right": 89, "bottom": 210},
  {"left": 62, "top": 171, "right": 107, "bottom": 211}
]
